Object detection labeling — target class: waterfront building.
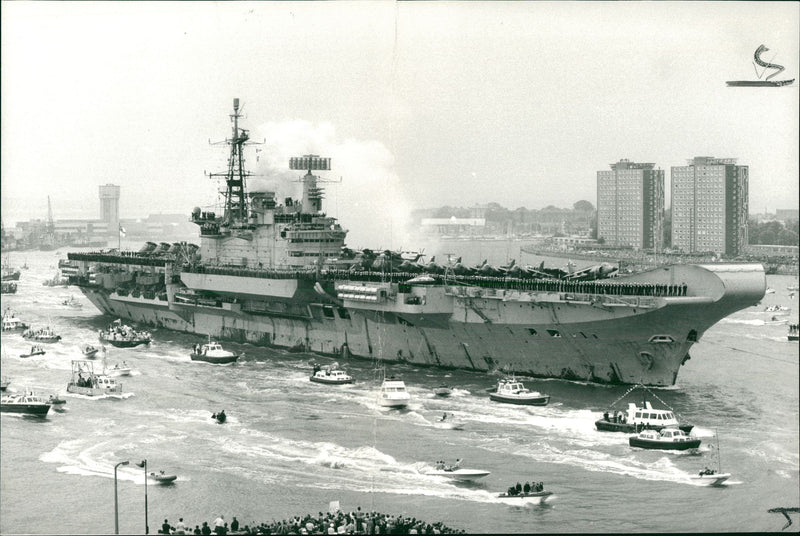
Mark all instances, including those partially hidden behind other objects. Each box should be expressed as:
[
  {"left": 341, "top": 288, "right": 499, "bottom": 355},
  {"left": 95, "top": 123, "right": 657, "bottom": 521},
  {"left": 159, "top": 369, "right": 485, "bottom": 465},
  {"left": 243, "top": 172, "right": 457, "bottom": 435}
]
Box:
[
  {"left": 597, "top": 159, "right": 664, "bottom": 250},
  {"left": 671, "top": 156, "right": 748, "bottom": 256},
  {"left": 99, "top": 184, "right": 121, "bottom": 234}
]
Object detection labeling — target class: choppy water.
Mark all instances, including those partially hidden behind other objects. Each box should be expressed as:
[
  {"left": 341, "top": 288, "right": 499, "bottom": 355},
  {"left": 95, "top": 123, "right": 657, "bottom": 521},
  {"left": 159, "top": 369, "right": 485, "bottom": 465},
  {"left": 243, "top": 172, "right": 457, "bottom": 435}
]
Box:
[{"left": 1, "top": 247, "right": 798, "bottom": 534}]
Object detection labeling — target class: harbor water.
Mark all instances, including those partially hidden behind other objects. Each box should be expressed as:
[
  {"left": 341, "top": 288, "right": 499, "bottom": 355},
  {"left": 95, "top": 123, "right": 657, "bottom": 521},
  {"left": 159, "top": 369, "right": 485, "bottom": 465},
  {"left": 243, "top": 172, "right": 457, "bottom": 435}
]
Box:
[{"left": 1, "top": 247, "right": 798, "bottom": 534}]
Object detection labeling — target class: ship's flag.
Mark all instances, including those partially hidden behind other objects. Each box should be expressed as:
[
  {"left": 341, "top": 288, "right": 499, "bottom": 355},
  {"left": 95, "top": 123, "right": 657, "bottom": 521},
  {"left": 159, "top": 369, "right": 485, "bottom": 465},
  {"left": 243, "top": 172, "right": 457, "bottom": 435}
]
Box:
[{"left": 119, "top": 223, "right": 126, "bottom": 237}]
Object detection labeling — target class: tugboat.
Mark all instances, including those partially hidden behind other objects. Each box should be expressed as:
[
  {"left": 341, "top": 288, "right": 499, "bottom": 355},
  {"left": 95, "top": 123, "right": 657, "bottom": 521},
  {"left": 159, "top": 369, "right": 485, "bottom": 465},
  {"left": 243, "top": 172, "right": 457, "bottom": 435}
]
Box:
[
  {"left": 489, "top": 378, "right": 550, "bottom": 406},
  {"left": 496, "top": 481, "right": 553, "bottom": 505},
  {"left": 98, "top": 321, "right": 151, "bottom": 348},
  {"left": 0, "top": 391, "right": 52, "bottom": 416},
  {"left": 1, "top": 309, "right": 29, "bottom": 332},
  {"left": 629, "top": 428, "right": 701, "bottom": 451},
  {"left": 377, "top": 375, "right": 411, "bottom": 408},
  {"left": 66, "top": 360, "right": 123, "bottom": 396},
  {"left": 310, "top": 362, "right": 353, "bottom": 384},
  {"left": 22, "top": 327, "right": 62, "bottom": 343},
  {"left": 20, "top": 345, "right": 46, "bottom": 358},
  {"left": 190, "top": 341, "right": 240, "bottom": 364}
]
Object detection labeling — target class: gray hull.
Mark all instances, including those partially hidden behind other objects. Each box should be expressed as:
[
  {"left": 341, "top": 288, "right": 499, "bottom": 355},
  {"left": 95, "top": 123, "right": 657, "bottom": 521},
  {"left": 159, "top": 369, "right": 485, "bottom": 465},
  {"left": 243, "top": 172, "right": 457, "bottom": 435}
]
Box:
[{"left": 75, "top": 263, "right": 765, "bottom": 386}]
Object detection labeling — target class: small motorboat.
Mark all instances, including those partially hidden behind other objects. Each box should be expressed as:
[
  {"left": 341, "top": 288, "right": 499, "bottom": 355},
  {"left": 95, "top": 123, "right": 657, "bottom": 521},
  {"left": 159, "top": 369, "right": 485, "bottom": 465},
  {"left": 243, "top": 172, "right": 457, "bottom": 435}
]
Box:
[
  {"left": 377, "top": 376, "right": 411, "bottom": 408},
  {"left": 788, "top": 324, "right": 799, "bottom": 342},
  {"left": 489, "top": 378, "right": 549, "bottom": 406},
  {"left": 1, "top": 392, "right": 52, "bottom": 416},
  {"left": 190, "top": 341, "right": 240, "bottom": 364},
  {"left": 105, "top": 362, "right": 132, "bottom": 376},
  {"left": 765, "top": 305, "right": 790, "bottom": 313},
  {"left": 434, "top": 412, "right": 465, "bottom": 430},
  {"left": 48, "top": 394, "right": 67, "bottom": 405},
  {"left": 310, "top": 363, "right": 353, "bottom": 384},
  {"left": 149, "top": 471, "right": 177, "bottom": 484},
  {"left": 99, "top": 321, "right": 151, "bottom": 348},
  {"left": 496, "top": 489, "right": 553, "bottom": 505},
  {"left": 20, "top": 345, "right": 46, "bottom": 358},
  {"left": 765, "top": 287, "right": 776, "bottom": 294},
  {"left": 595, "top": 397, "right": 693, "bottom": 434},
  {"left": 66, "top": 360, "right": 124, "bottom": 397},
  {"left": 61, "top": 296, "right": 83, "bottom": 308},
  {"left": 82, "top": 345, "right": 100, "bottom": 359},
  {"left": 212, "top": 410, "right": 227, "bottom": 423},
  {"left": 692, "top": 469, "right": 731, "bottom": 486},
  {"left": 629, "top": 428, "right": 701, "bottom": 451},
  {"left": 1, "top": 309, "right": 29, "bottom": 332},
  {"left": 22, "top": 327, "right": 62, "bottom": 343},
  {"left": 433, "top": 384, "right": 453, "bottom": 397},
  {"left": 424, "top": 460, "right": 489, "bottom": 481}
]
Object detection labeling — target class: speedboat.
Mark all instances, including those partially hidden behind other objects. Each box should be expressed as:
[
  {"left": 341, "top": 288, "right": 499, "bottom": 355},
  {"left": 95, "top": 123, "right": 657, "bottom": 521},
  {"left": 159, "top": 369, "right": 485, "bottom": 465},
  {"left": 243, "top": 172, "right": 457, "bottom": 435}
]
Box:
[
  {"left": 433, "top": 384, "right": 453, "bottom": 397},
  {"left": 0, "top": 392, "right": 51, "bottom": 416},
  {"left": 20, "top": 345, "right": 46, "bottom": 358},
  {"left": 61, "top": 296, "right": 82, "bottom": 308},
  {"left": 424, "top": 460, "right": 489, "bottom": 481},
  {"left": 489, "top": 378, "right": 549, "bottom": 406},
  {"left": 310, "top": 363, "right": 353, "bottom": 384},
  {"left": 66, "top": 360, "right": 124, "bottom": 397},
  {"left": 377, "top": 376, "right": 411, "bottom": 408},
  {"left": 149, "top": 471, "right": 177, "bottom": 484},
  {"left": 82, "top": 345, "right": 100, "bottom": 358},
  {"left": 22, "top": 327, "right": 62, "bottom": 343},
  {"left": 765, "top": 305, "right": 790, "bottom": 313},
  {"left": 692, "top": 469, "right": 731, "bottom": 486},
  {"left": 106, "top": 362, "right": 132, "bottom": 376},
  {"left": 629, "top": 428, "right": 701, "bottom": 451},
  {"left": 190, "top": 341, "right": 240, "bottom": 364},
  {"left": 595, "top": 400, "right": 693, "bottom": 434}
]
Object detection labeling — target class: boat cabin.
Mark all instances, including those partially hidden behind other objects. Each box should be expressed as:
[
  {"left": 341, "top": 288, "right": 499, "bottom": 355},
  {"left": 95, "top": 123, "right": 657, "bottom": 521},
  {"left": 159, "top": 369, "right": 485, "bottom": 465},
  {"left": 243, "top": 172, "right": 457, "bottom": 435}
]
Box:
[
  {"left": 497, "top": 380, "right": 530, "bottom": 395},
  {"left": 626, "top": 401, "right": 680, "bottom": 427},
  {"left": 202, "top": 343, "right": 224, "bottom": 353}
]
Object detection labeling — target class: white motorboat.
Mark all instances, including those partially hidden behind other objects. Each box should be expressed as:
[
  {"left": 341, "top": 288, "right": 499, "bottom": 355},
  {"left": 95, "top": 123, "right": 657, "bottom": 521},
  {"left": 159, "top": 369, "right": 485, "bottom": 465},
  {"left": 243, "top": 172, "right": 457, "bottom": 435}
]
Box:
[
  {"left": 22, "top": 327, "right": 62, "bottom": 343},
  {"left": 692, "top": 470, "right": 731, "bottom": 486},
  {"left": 310, "top": 363, "right": 353, "bottom": 384},
  {"left": 105, "top": 362, "right": 132, "bottom": 376},
  {"left": 377, "top": 376, "right": 411, "bottom": 408},
  {"left": 495, "top": 489, "right": 554, "bottom": 505},
  {"left": 190, "top": 341, "right": 240, "bottom": 364},
  {"left": 1, "top": 309, "right": 29, "bottom": 332},
  {"left": 489, "top": 378, "right": 549, "bottom": 406},
  {"left": 424, "top": 460, "right": 489, "bottom": 481},
  {"left": 1, "top": 391, "right": 52, "bottom": 416},
  {"left": 149, "top": 471, "right": 178, "bottom": 484},
  {"left": 629, "top": 428, "right": 701, "bottom": 450},
  {"left": 433, "top": 384, "right": 453, "bottom": 397},
  {"left": 66, "top": 360, "right": 124, "bottom": 396}
]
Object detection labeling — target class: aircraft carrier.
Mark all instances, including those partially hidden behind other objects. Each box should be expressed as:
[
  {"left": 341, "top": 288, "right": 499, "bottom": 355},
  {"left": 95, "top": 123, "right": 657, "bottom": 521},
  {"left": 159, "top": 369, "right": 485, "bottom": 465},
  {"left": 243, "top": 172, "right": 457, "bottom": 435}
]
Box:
[{"left": 67, "top": 99, "right": 766, "bottom": 386}]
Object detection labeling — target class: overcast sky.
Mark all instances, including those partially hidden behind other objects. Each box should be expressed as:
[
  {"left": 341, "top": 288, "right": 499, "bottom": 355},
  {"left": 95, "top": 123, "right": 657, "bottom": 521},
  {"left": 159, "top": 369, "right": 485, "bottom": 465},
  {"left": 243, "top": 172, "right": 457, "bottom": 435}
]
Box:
[{"left": 2, "top": 1, "right": 798, "bottom": 247}]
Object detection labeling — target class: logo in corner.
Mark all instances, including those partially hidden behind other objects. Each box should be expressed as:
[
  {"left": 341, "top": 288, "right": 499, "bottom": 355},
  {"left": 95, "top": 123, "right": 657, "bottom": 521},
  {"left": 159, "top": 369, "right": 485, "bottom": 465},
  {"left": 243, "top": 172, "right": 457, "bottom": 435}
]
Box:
[{"left": 726, "top": 44, "right": 795, "bottom": 87}]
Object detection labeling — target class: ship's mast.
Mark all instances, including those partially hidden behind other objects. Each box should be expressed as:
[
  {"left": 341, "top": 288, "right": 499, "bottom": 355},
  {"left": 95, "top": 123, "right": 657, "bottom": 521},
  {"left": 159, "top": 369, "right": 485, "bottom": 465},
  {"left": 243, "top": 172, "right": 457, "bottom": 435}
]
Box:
[{"left": 209, "top": 98, "right": 252, "bottom": 227}]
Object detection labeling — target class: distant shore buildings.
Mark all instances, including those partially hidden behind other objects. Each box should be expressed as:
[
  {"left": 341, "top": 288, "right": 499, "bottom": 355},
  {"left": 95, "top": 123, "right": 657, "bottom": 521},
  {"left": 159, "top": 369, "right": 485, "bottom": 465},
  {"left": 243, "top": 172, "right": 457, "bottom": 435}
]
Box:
[
  {"left": 596, "top": 159, "right": 664, "bottom": 251},
  {"left": 1, "top": 184, "right": 196, "bottom": 251}
]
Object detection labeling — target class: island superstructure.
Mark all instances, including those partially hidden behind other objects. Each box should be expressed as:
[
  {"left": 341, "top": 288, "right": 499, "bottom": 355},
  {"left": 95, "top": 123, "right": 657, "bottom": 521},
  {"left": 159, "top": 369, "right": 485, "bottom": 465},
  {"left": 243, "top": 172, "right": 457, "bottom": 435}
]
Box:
[{"left": 66, "top": 99, "right": 766, "bottom": 386}]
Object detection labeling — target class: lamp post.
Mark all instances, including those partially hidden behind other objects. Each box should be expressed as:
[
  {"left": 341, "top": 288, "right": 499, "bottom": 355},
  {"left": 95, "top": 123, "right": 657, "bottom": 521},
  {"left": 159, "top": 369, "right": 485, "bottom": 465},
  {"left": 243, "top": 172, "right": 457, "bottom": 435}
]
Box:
[
  {"left": 136, "top": 459, "right": 149, "bottom": 534},
  {"left": 114, "top": 460, "right": 129, "bottom": 535}
]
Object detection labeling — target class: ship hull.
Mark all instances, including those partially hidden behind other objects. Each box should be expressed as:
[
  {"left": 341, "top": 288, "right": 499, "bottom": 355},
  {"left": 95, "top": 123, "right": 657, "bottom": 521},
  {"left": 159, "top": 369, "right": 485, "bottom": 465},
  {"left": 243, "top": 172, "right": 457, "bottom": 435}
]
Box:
[{"left": 72, "top": 263, "right": 765, "bottom": 386}]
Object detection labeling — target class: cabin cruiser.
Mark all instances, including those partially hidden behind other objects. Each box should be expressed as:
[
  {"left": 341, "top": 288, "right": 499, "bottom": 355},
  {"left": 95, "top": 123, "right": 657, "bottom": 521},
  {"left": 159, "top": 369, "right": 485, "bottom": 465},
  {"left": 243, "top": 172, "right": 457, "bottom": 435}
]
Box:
[
  {"left": 1, "top": 309, "right": 29, "bottom": 332},
  {"left": 190, "top": 341, "right": 240, "bottom": 364},
  {"left": 66, "top": 360, "right": 123, "bottom": 396},
  {"left": 489, "top": 378, "right": 549, "bottom": 406},
  {"left": 0, "top": 391, "right": 52, "bottom": 416},
  {"left": 105, "top": 361, "right": 132, "bottom": 376},
  {"left": 310, "top": 363, "right": 353, "bottom": 384},
  {"left": 765, "top": 305, "right": 790, "bottom": 313},
  {"left": 595, "top": 400, "right": 693, "bottom": 434},
  {"left": 629, "top": 428, "right": 701, "bottom": 450},
  {"left": 378, "top": 376, "right": 411, "bottom": 408}
]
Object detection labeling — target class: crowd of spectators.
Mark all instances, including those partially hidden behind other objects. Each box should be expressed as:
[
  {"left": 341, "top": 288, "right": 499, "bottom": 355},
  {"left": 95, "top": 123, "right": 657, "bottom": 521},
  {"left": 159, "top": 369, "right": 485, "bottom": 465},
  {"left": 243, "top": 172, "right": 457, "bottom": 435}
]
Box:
[{"left": 157, "top": 507, "right": 465, "bottom": 535}]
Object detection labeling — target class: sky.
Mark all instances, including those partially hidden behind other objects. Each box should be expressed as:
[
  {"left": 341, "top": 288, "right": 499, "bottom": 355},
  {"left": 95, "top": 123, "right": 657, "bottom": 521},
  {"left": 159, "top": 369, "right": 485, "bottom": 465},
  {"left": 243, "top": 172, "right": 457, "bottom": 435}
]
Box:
[{"left": 2, "top": 1, "right": 798, "bottom": 248}]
